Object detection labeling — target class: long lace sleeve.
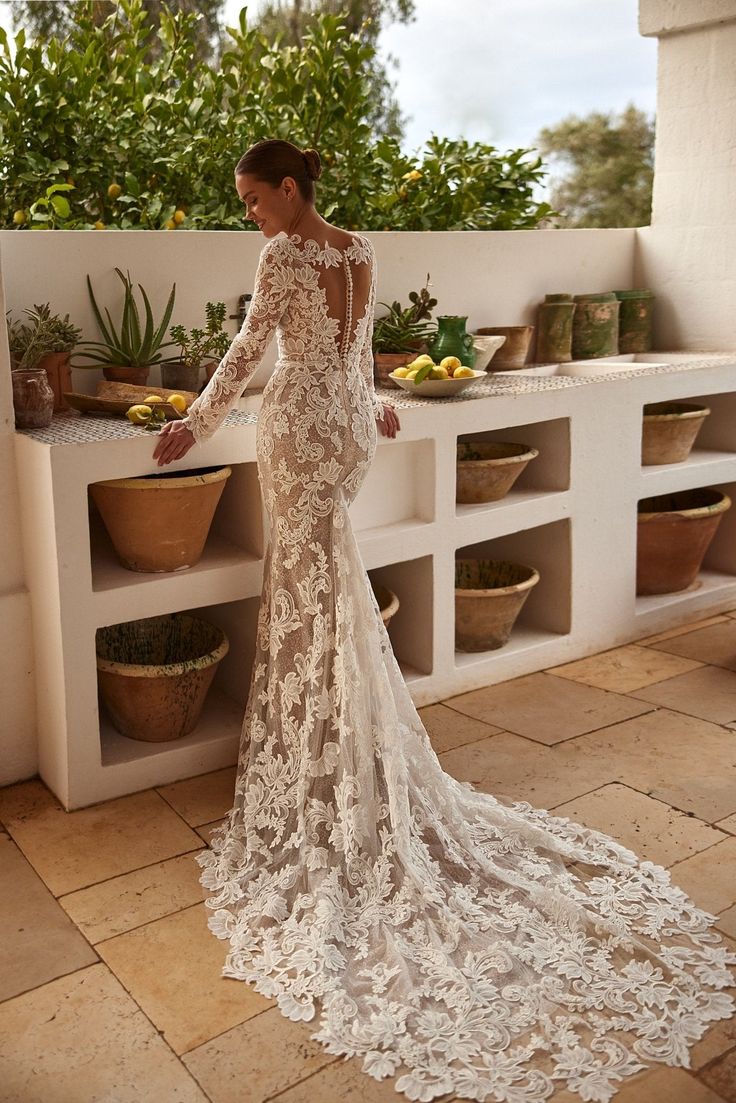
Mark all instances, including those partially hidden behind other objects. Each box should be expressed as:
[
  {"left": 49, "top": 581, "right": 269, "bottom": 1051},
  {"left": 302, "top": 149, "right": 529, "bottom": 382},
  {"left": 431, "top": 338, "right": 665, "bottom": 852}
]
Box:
[
  {"left": 359, "top": 241, "right": 385, "bottom": 422},
  {"left": 181, "top": 238, "right": 293, "bottom": 443}
]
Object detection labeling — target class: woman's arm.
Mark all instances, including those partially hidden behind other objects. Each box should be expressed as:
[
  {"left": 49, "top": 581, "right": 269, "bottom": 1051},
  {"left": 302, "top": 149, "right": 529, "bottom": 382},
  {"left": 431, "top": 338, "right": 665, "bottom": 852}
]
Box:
[{"left": 179, "top": 238, "right": 293, "bottom": 443}]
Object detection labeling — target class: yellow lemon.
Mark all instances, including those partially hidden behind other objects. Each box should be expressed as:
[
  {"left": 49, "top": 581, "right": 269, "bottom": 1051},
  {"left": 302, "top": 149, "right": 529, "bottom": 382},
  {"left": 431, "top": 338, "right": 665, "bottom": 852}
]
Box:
[
  {"left": 164, "top": 219, "right": 176, "bottom": 230},
  {"left": 433, "top": 366, "right": 449, "bottom": 379},
  {"left": 413, "top": 354, "right": 434, "bottom": 365},
  {"left": 166, "top": 393, "right": 188, "bottom": 413},
  {"left": 107, "top": 183, "right": 122, "bottom": 200},
  {"left": 392, "top": 368, "right": 410, "bottom": 379},
  {"left": 173, "top": 209, "right": 186, "bottom": 224},
  {"left": 143, "top": 395, "right": 164, "bottom": 404},
  {"left": 126, "top": 404, "right": 152, "bottom": 424},
  {"left": 440, "top": 356, "right": 461, "bottom": 371},
  {"left": 453, "top": 366, "right": 475, "bottom": 378},
  {"left": 406, "top": 369, "right": 419, "bottom": 379},
  {"left": 94, "top": 220, "right": 105, "bottom": 229},
  {"left": 12, "top": 209, "right": 26, "bottom": 225}
]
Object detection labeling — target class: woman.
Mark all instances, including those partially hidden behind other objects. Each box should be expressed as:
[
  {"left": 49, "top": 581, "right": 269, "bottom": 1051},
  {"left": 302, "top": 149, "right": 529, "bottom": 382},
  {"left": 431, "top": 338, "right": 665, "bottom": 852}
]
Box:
[{"left": 152, "top": 140, "right": 734, "bottom": 1103}]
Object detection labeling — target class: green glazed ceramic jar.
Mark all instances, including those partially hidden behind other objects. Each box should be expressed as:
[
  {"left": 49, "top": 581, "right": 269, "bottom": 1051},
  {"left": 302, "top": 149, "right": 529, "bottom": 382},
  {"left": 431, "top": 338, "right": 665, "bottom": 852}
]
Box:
[
  {"left": 427, "top": 316, "right": 476, "bottom": 367},
  {"left": 572, "top": 292, "right": 619, "bottom": 359},
  {"left": 614, "top": 289, "right": 655, "bottom": 353},
  {"left": 536, "top": 293, "right": 575, "bottom": 363}
]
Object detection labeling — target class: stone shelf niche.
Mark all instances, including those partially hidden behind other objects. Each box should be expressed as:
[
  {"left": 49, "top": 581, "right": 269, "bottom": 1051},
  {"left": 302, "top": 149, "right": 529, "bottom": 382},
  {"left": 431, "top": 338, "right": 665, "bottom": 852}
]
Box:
[{"left": 13, "top": 354, "right": 736, "bottom": 808}]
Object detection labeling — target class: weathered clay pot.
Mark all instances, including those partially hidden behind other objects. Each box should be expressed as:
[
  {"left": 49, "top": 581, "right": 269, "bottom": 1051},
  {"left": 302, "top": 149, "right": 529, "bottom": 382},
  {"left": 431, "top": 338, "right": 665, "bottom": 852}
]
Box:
[
  {"left": 204, "top": 361, "right": 219, "bottom": 382},
  {"left": 374, "top": 351, "right": 418, "bottom": 389},
  {"left": 103, "top": 365, "right": 150, "bottom": 385},
  {"left": 476, "top": 327, "right": 534, "bottom": 370},
  {"left": 12, "top": 368, "right": 55, "bottom": 429},
  {"left": 637, "top": 488, "right": 731, "bottom": 595},
  {"left": 37, "top": 351, "right": 73, "bottom": 412},
  {"left": 371, "top": 580, "right": 400, "bottom": 628},
  {"left": 90, "top": 466, "right": 231, "bottom": 572},
  {"left": 96, "top": 613, "right": 229, "bottom": 742},
  {"left": 161, "top": 362, "right": 202, "bottom": 391},
  {"left": 535, "top": 294, "right": 575, "bottom": 363},
  {"left": 455, "top": 559, "right": 540, "bottom": 651},
  {"left": 572, "top": 293, "right": 619, "bottom": 359},
  {"left": 456, "top": 441, "right": 539, "bottom": 504},
  {"left": 614, "top": 289, "right": 654, "bottom": 354},
  {"left": 641, "top": 402, "right": 710, "bottom": 465},
  {"left": 471, "top": 335, "right": 507, "bottom": 371}
]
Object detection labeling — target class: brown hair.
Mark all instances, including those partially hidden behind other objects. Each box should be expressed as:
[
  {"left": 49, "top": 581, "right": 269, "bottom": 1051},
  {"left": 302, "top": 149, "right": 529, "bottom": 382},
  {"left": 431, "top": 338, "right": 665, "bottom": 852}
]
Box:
[{"left": 235, "top": 139, "right": 322, "bottom": 203}]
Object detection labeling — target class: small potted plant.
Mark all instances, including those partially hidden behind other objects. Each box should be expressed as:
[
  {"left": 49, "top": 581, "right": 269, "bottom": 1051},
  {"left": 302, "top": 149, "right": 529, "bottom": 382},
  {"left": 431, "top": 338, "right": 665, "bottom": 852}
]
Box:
[
  {"left": 71, "top": 268, "right": 176, "bottom": 386},
  {"left": 372, "top": 274, "right": 438, "bottom": 388},
  {"left": 165, "top": 301, "right": 232, "bottom": 391},
  {"left": 6, "top": 302, "right": 82, "bottom": 411}
]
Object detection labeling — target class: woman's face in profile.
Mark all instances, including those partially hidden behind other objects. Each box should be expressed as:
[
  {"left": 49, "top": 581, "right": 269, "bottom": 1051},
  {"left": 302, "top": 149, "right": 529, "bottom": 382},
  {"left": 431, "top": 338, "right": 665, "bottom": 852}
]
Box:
[{"left": 235, "top": 172, "right": 294, "bottom": 238}]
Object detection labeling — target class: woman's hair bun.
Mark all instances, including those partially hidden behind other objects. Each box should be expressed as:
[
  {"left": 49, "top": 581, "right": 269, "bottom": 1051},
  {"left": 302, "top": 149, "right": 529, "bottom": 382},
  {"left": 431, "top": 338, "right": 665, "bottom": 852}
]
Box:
[{"left": 302, "top": 148, "right": 322, "bottom": 181}]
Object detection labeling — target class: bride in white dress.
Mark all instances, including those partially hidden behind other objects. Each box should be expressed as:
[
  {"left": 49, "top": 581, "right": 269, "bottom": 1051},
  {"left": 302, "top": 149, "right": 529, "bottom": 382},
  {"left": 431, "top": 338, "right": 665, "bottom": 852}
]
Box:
[{"left": 152, "top": 139, "right": 735, "bottom": 1103}]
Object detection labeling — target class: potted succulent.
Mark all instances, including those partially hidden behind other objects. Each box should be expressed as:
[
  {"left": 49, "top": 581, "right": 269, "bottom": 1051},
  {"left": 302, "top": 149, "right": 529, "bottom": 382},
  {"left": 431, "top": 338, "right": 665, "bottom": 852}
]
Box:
[
  {"left": 71, "top": 268, "right": 176, "bottom": 386},
  {"left": 6, "top": 302, "right": 83, "bottom": 411},
  {"left": 372, "top": 274, "right": 437, "bottom": 388},
  {"left": 166, "top": 301, "right": 232, "bottom": 391}
]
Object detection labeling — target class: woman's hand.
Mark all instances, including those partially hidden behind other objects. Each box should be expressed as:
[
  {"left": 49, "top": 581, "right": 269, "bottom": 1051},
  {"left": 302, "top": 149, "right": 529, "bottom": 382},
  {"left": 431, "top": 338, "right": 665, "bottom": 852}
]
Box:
[
  {"left": 152, "top": 420, "right": 196, "bottom": 466},
  {"left": 377, "top": 403, "right": 401, "bottom": 438}
]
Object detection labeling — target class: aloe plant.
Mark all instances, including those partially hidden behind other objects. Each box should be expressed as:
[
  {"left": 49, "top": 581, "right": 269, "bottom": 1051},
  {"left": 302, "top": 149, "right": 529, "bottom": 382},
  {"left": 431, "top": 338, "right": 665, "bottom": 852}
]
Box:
[{"left": 72, "top": 268, "right": 176, "bottom": 368}]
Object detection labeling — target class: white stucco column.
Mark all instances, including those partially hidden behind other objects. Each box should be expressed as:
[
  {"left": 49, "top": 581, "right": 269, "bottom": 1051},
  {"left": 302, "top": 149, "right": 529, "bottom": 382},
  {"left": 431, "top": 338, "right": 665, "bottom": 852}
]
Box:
[{"left": 637, "top": 0, "right": 736, "bottom": 348}]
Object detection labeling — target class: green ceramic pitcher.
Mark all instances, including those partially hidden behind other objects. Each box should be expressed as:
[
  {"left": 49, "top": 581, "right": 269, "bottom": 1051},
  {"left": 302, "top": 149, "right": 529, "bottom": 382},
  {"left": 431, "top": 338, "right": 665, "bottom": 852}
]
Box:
[{"left": 427, "top": 316, "right": 476, "bottom": 367}]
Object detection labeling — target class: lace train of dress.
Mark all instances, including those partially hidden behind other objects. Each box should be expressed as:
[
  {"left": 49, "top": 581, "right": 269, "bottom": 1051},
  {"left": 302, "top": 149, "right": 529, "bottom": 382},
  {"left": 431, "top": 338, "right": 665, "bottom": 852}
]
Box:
[{"left": 182, "top": 230, "right": 736, "bottom": 1103}]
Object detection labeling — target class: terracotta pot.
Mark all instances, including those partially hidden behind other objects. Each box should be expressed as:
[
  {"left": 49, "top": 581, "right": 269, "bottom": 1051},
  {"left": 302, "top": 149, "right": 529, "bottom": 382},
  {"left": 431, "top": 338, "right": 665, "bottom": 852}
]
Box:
[
  {"left": 637, "top": 487, "right": 731, "bottom": 595},
  {"left": 37, "top": 351, "right": 73, "bottom": 411},
  {"left": 476, "top": 327, "right": 534, "bottom": 370},
  {"left": 103, "top": 365, "right": 150, "bottom": 385},
  {"left": 374, "top": 351, "right": 417, "bottom": 389},
  {"left": 370, "top": 580, "right": 400, "bottom": 628},
  {"left": 456, "top": 441, "right": 539, "bottom": 504},
  {"left": 641, "top": 402, "right": 710, "bottom": 465},
  {"left": 12, "top": 368, "right": 55, "bottom": 429},
  {"left": 455, "top": 559, "right": 540, "bottom": 651},
  {"left": 204, "top": 361, "right": 218, "bottom": 382},
  {"left": 572, "top": 293, "right": 619, "bottom": 359},
  {"left": 161, "top": 362, "right": 202, "bottom": 391},
  {"left": 96, "top": 613, "right": 229, "bottom": 742},
  {"left": 90, "top": 465, "right": 231, "bottom": 572},
  {"left": 535, "top": 295, "right": 575, "bottom": 363}
]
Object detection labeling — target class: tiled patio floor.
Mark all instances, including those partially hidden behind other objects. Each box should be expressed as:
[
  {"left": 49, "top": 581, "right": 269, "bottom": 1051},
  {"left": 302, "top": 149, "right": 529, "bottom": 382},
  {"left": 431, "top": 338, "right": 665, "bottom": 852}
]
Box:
[{"left": 2, "top": 610, "right": 736, "bottom": 1103}]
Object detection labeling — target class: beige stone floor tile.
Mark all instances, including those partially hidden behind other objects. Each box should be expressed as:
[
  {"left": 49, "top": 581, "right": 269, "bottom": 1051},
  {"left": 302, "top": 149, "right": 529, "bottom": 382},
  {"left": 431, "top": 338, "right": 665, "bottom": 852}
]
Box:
[
  {"left": 443, "top": 672, "right": 653, "bottom": 745},
  {"left": 0, "top": 834, "right": 98, "bottom": 1002},
  {"left": 157, "top": 766, "right": 236, "bottom": 827},
  {"left": 0, "top": 963, "right": 208, "bottom": 1103},
  {"left": 270, "top": 1052, "right": 455, "bottom": 1103},
  {"left": 547, "top": 644, "right": 703, "bottom": 693},
  {"left": 196, "top": 816, "right": 227, "bottom": 843},
  {"left": 668, "top": 836, "right": 736, "bottom": 915},
  {"left": 627, "top": 664, "right": 736, "bottom": 726},
  {"left": 96, "top": 901, "right": 274, "bottom": 1055},
  {"left": 649, "top": 620, "right": 736, "bottom": 671},
  {"left": 0, "top": 779, "right": 204, "bottom": 896},
  {"left": 699, "top": 1048, "right": 736, "bottom": 1103},
  {"left": 438, "top": 731, "right": 613, "bottom": 810},
  {"left": 717, "top": 903, "right": 736, "bottom": 939},
  {"left": 59, "top": 852, "right": 208, "bottom": 943},
  {"left": 418, "top": 702, "right": 502, "bottom": 753},
  {"left": 549, "top": 782, "right": 726, "bottom": 867},
  {"left": 182, "top": 1005, "right": 339, "bottom": 1103},
  {"left": 571, "top": 708, "right": 736, "bottom": 822},
  {"left": 716, "top": 812, "right": 736, "bottom": 834},
  {"left": 636, "top": 614, "right": 730, "bottom": 645}
]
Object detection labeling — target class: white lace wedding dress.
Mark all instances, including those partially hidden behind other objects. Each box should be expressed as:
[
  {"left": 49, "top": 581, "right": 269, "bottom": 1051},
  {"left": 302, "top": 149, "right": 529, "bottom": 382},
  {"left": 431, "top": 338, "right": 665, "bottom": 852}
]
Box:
[{"left": 182, "top": 230, "right": 735, "bottom": 1103}]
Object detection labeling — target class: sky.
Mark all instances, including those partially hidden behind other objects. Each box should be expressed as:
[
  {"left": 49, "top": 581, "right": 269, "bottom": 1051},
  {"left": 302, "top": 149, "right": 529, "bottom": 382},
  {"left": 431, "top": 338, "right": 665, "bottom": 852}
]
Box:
[{"left": 0, "top": 0, "right": 657, "bottom": 160}]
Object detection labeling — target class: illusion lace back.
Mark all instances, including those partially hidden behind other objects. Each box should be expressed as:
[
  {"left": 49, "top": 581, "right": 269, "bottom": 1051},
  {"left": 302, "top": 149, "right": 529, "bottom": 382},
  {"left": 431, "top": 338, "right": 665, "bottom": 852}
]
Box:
[{"left": 183, "top": 231, "right": 736, "bottom": 1103}]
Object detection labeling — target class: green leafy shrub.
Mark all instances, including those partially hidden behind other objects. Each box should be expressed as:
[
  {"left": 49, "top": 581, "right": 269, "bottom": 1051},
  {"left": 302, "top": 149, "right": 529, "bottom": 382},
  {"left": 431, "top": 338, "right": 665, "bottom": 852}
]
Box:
[{"left": 0, "top": 0, "right": 554, "bottom": 232}]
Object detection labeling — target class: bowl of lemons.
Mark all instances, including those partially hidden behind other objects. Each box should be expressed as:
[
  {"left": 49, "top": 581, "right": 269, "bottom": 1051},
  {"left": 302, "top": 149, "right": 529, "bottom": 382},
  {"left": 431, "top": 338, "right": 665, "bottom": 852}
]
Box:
[{"left": 389, "top": 355, "right": 485, "bottom": 397}]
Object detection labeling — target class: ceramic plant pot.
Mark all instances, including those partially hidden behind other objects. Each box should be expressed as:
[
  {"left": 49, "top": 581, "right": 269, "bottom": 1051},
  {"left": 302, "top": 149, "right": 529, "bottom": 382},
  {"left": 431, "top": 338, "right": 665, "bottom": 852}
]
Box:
[
  {"left": 455, "top": 559, "right": 540, "bottom": 651},
  {"left": 161, "top": 363, "right": 202, "bottom": 391},
  {"left": 90, "top": 466, "right": 231, "bottom": 572},
  {"left": 37, "top": 351, "right": 73, "bottom": 412},
  {"left": 571, "top": 293, "right": 619, "bottom": 359},
  {"left": 641, "top": 402, "right": 710, "bottom": 465},
  {"left": 96, "top": 613, "right": 229, "bottom": 742},
  {"left": 102, "top": 365, "right": 151, "bottom": 386},
  {"left": 471, "top": 335, "right": 507, "bottom": 372},
  {"left": 456, "top": 441, "right": 539, "bottom": 504},
  {"left": 535, "top": 294, "right": 575, "bottom": 363},
  {"left": 476, "top": 327, "right": 534, "bottom": 370},
  {"left": 371, "top": 580, "right": 400, "bottom": 628},
  {"left": 374, "top": 351, "right": 419, "bottom": 389},
  {"left": 636, "top": 487, "right": 731, "bottom": 595},
  {"left": 614, "top": 289, "right": 654, "bottom": 353},
  {"left": 12, "top": 368, "right": 55, "bottom": 429}
]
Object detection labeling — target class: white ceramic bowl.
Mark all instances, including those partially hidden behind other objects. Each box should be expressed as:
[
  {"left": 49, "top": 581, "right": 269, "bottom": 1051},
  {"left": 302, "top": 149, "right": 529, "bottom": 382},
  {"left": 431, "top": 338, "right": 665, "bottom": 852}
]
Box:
[
  {"left": 472, "top": 335, "right": 507, "bottom": 371},
  {"left": 388, "top": 369, "right": 486, "bottom": 397}
]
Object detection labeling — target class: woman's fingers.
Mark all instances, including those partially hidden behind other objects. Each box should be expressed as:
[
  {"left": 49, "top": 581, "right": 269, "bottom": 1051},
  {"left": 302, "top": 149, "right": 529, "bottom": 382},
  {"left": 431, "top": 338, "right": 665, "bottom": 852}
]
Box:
[{"left": 152, "top": 423, "right": 195, "bottom": 465}]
